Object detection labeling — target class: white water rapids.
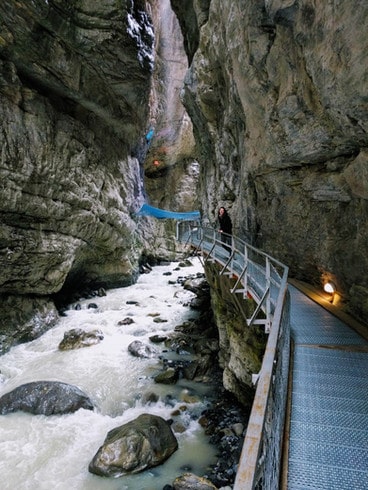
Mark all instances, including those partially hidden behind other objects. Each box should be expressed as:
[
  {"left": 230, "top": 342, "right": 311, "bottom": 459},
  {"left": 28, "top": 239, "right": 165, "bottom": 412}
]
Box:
[{"left": 0, "top": 258, "right": 219, "bottom": 490}]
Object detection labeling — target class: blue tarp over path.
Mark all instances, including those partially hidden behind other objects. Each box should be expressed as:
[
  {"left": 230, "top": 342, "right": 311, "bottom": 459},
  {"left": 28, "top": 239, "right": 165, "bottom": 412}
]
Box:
[{"left": 137, "top": 203, "right": 200, "bottom": 220}]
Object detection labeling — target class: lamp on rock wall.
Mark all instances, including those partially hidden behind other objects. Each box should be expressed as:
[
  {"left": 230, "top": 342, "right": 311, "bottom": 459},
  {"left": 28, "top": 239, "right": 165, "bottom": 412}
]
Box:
[{"left": 324, "top": 281, "right": 336, "bottom": 303}]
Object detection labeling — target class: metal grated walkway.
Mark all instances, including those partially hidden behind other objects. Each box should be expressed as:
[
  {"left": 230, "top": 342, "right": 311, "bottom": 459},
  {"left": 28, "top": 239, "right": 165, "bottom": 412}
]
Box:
[{"left": 286, "top": 285, "right": 368, "bottom": 489}]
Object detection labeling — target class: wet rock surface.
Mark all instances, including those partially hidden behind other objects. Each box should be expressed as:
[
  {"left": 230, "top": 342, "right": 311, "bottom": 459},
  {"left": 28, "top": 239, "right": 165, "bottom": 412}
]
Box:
[
  {"left": 174, "top": 0, "right": 368, "bottom": 325},
  {"left": 58, "top": 328, "right": 104, "bottom": 350},
  {"left": 0, "top": 0, "right": 153, "bottom": 333},
  {"left": 89, "top": 413, "right": 178, "bottom": 477},
  {"left": 172, "top": 472, "right": 218, "bottom": 490},
  {"left": 0, "top": 295, "right": 59, "bottom": 355},
  {"left": 128, "top": 339, "right": 158, "bottom": 358},
  {"left": 199, "top": 389, "right": 248, "bottom": 488},
  {"left": 0, "top": 380, "right": 94, "bottom": 415}
]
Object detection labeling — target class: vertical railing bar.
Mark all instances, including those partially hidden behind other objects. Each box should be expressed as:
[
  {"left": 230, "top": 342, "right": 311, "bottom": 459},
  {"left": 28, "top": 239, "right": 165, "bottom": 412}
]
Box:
[
  {"left": 265, "top": 257, "right": 271, "bottom": 332},
  {"left": 243, "top": 243, "right": 248, "bottom": 293}
]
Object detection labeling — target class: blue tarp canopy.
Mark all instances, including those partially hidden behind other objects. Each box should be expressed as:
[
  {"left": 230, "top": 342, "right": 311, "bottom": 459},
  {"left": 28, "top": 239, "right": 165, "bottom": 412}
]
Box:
[{"left": 137, "top": 203, "right": 200, "bottom": 221}]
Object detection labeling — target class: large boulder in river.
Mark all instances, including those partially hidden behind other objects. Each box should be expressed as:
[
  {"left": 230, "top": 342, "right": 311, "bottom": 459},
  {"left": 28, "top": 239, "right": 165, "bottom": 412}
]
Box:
[
  {"left": 183, "top": 276, "right": 209, "bottom": 297},
  {"left": 0, "top": 381, "right": 94, "bottom": 415},
  {"left": 88, "top": 413, "right": 178, "bottom": 477},
  {"left": 58, "top": 328, "right": 104, "bottom": 350}
]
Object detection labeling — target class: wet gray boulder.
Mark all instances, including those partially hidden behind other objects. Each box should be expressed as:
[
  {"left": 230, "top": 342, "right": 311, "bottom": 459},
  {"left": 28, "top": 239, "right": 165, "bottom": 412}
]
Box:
[
  {"left": 183, "top": 277, "right": 209, "bottom": 297},
  {"left": 173, "top": 473, "right": 218, "bottom": 489},
  {"left": 89, "top": 413, "right": 178, "bottom": 477},
  {"left": 154, "top": 367, "right": 179, "bottom": 385},
  {"left": 0, "top": 381, "right": 94, "bottom": 415},
  {"left": 58, "top": 328, "right": 104, "bottom": 350},
  {"left": 128, "top": 340, "right": 157, "bottom": 358}
]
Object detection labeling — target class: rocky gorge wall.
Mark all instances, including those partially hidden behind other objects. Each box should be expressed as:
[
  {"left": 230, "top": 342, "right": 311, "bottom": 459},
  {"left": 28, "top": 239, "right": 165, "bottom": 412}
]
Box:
[
  {"left": 0, "top": 0, "right": 200, "bottom": 353},
  {"left": 1, "top": 0, "right": 367, "bottom": 411},
  {"left": 135, "top": 0, "right": 200, "bottom": 262},
  {"left": 203, "top": 261, "right": 268, "bottom": 408},
  {"left": 0, "top": 0, "right": 155, "bottom": 350},
  {"left": 173, "top": 0, "right": 368, "bottom": 326}
]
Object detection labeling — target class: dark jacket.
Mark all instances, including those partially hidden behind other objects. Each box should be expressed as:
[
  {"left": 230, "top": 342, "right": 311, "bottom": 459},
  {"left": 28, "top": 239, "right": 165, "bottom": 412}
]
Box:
[{"left": 218, "top": 211, "right": 232, "bottom": 235}]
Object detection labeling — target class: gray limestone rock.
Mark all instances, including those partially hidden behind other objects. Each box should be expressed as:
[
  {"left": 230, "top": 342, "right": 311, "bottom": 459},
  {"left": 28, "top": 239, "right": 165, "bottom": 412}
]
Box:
[
  {"left": 128, "top": 340, "right": 157, "bottom": 358},
  {"left": 0, "top": 295, "right": 59, "bottom": 355},
  {"left": 175, "top": 0, "right": 368, "bottom": 325},
  {"left": 0, "top": 0, "right": 153, "bottom": 336},
  {"left": 0, "top": 1, "right": 200, "bottom": 344},
  {"left": 0, "top": 381, "right": 94, "bottom": 415},
  {"left": 172, "top": 472, "right": 218, "bottom": 490},
  {"left": 58, "top": 328, "right": 104, "bottom": 350},
  {"left": 88, "top": 413, "right": 178, "bottom": 477},
  {"left": 154, "top": 367, "right": 179, "bottom": 385}
]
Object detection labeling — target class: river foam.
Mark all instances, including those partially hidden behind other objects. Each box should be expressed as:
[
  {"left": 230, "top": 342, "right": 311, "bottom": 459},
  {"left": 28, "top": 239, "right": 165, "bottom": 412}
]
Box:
[{"left": 0, "top": 257, "right": 218, "bottom": 490}]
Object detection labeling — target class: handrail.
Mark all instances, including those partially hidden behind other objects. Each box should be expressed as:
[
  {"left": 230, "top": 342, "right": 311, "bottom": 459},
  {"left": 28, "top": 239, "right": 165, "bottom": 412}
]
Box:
[
  {"left": 177, "top": 223, "right": 288, "bottom": 331},
  {"left": 176, "top": 220, "right": 290, "bottom": 489}
]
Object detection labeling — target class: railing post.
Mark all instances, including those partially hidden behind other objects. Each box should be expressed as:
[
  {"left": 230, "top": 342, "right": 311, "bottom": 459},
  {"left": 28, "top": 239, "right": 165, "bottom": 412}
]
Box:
[
  {"left": 243, "top": 243, "right": 248, "bottom": 293},
  {"left": 213, "top": 228, "right": 219, "bottom": 261},
  {"left": 265, "top": 257, "right": 271, "bottom": 333}
]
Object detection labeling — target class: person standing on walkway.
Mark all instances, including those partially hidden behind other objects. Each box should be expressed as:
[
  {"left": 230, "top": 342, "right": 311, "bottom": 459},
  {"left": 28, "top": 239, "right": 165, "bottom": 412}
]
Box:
[{"left": 218, "top": 206, "right": 232, "bottom": 253}]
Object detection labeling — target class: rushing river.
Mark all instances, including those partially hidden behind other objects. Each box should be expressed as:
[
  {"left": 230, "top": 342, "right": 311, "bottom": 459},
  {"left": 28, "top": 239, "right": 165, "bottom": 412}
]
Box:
[{"left": 0, "top": 258, "right": 219, "bottom": 490}]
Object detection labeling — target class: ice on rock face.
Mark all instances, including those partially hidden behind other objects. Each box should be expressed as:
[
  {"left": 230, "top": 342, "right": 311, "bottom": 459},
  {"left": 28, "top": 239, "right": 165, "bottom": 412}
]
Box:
[{"left": 127, "top": 9, "right": 155, "bottom": 71}]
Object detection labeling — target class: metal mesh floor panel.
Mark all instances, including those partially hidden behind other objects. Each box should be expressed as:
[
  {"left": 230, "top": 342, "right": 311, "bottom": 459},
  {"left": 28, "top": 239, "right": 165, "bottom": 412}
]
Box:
[
  {"left": 290, "top": 321, "right": 364, "bottom": 345},
  {"left": 289, "top": 421, "right": 368, "bottom": 448},
  {"left": 286, "top": 286, "right": 368, "bottom": 489},
  {"left": 291, "top": 392, "right": 368, "bottom": 413},
  {"left": 289, "top": 439, "right": 367, "bottom": 471},
  {"left": 290, "top": 404, "right": 368, "bottom": 431},
  {"left": 288, "top": 286, "right": 368, "bottom": 345},
  {"left": 293, "top": 347, "right": 368, "bottom": 362},
  {"left": 292, "top": 370, "right": 368, "bottom": 391},
  {"left": 291, "top": 330, "right": 365, "bottom": 345},
  {"left": 293, "top": 359, "right": 368, "bottom": 376},
  {"left": 287, "top": 460, "right": 368, "bottom": 489}
]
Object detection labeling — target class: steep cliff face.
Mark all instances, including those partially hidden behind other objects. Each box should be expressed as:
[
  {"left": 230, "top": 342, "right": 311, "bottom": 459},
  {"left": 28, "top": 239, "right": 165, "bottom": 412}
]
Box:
[
  {"left": 0, "top": 0, "right": 201, "bottom": 352},
  {"left": 0, "top": 0, "right": 154, "bottom": 344},
  {"left": 1, "top": 0, "right": 366, "bottom": 412},
  {"left": 138, "top": 0, "right": 200, "bottom": 259},
  {"left": 174, "top": 0, "right": 368, "bottom": 323}
]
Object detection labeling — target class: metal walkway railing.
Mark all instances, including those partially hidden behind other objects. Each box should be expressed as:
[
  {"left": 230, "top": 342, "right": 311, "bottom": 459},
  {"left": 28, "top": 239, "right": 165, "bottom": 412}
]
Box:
[
  {"left": 177, "top": 223, "right": 289, "bottom": 332},
  {"left": 177, "top": 221, "right": 290, "bottom": 489}
]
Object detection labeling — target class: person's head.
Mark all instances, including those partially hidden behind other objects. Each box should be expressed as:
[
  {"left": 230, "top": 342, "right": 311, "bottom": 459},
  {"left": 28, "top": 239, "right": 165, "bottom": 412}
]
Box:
[{"left": 218, "top": 207, "right": 226, "bottom": 216}]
